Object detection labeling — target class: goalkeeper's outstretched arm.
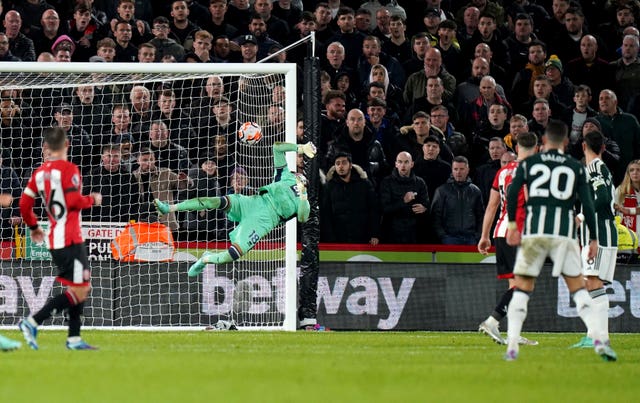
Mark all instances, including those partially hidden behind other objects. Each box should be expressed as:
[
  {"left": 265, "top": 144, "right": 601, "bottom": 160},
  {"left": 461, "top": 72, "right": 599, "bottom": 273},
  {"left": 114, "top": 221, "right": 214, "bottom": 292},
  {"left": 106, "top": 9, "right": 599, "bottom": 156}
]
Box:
[{"left": 273, "top": 142, "right": 317, "bottom": 168}]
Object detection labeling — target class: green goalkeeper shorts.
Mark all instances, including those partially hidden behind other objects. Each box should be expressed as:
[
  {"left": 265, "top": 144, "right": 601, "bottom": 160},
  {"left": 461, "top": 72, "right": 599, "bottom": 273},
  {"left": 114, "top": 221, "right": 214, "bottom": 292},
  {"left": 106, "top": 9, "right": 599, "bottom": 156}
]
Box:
[{"left": 226, "top": 194, "right": 281, "bottom": 254}]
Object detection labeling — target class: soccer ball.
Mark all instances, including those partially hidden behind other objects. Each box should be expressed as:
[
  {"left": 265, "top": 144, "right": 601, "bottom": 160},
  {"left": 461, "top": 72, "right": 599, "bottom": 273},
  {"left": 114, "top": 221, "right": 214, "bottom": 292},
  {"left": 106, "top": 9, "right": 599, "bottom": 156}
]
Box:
[{"left": 238, "top": 121, "right": 263, "bottom": 145}]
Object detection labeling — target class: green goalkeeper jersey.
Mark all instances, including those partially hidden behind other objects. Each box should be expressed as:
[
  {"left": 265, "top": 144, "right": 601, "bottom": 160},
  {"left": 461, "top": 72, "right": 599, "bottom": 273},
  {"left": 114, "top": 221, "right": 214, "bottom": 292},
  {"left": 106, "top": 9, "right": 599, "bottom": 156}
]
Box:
[
  {"left": 256, "top": 142, "right": 309, "bottom": 223},
  {"left": 259, "top": 167, "right": 301, "bottom": 222}
]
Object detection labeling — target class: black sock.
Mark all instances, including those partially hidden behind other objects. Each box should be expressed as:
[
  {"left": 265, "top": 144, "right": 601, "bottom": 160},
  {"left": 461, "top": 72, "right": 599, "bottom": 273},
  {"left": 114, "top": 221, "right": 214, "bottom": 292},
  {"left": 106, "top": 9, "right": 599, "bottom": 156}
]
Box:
[
  {"left": 491, "top": 287, "right": 515, "bottom": 321},
  {"left": 32, "top": 293, "right": 74, "bottom": 325},
  {"left": 67, "top": 302, "right": 84, "bottom": 338}
]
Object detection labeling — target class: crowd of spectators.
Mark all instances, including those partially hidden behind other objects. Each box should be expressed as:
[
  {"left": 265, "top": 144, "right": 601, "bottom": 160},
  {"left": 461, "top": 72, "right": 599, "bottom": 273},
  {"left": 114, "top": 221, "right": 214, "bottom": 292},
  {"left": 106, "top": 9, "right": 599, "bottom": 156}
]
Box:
[{"left": 2, "top": 0, "right": 640, "bottom": 245}]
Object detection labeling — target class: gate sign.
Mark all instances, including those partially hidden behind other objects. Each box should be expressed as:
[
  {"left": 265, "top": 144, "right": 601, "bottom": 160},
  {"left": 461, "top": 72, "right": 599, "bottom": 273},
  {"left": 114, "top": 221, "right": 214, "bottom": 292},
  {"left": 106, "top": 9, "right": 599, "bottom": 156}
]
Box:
[{"left": 24, "top": 222, "right": 127, "bottom": 261}]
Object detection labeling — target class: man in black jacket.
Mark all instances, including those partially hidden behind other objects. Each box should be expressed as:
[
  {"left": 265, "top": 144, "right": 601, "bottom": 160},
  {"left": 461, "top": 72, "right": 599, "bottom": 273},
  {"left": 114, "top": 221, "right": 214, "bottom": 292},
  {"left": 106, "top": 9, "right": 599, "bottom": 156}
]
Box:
[
  {"left": 321, "top": 152, "right": 380, "bottom": 245},
  {"left": 431, "top": 156, "right": 484, "bottom": 244},
  {"left": 379, "top": 151, "right": 429, "bottom": 244}
]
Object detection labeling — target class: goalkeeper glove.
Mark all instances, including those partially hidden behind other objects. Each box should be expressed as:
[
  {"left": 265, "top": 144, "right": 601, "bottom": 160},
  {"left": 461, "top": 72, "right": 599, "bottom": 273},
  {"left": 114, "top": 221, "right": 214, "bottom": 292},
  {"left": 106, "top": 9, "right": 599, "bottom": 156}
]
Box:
[
  {"left": 298, "top": 142, "right": 317, "bottom": 158},
  {"left": 295, "top": 173, "right": 308, "bottom": 200}
]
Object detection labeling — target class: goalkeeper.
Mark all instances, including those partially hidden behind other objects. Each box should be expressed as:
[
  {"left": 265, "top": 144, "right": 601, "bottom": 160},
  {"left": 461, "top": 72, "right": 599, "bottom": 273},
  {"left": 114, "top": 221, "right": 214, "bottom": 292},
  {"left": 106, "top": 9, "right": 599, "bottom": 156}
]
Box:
[{"left": 155, "top": 141, "right": 317, "bottom": 276}]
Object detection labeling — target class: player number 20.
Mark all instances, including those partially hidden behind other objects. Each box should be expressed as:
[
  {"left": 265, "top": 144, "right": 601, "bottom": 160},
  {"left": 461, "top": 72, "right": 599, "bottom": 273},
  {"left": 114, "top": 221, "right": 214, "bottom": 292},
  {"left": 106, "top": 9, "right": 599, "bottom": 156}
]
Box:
[{"left": 529, "top": 165, "right": 575, "bottom": 200}]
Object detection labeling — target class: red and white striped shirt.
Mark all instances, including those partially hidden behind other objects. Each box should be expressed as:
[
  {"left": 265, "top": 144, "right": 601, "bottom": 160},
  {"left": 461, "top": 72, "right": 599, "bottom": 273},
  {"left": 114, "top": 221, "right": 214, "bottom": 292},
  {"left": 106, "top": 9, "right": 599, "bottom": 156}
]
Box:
[
  {"left": 493, "top": 160, "right": 526, "bottom": 238},
  {"left": 20, "top": 159, "right": 94, "bottom": 249}
]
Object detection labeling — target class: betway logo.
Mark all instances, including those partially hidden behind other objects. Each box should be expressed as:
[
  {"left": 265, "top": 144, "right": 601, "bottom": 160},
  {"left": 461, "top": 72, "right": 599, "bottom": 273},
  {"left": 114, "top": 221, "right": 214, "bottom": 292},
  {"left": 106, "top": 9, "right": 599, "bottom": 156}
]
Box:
[
  {"left": 201, "top": 268, "right": 414, "bottom": 329},
  {"left": 0, "top": 275, "right": 55, "bottom": 314},
  {"left": 557, "top": 271, "right": 640, "bottom": 317},
  {"left": 317, "top": 276, "right": 415, "bottom": 329}
]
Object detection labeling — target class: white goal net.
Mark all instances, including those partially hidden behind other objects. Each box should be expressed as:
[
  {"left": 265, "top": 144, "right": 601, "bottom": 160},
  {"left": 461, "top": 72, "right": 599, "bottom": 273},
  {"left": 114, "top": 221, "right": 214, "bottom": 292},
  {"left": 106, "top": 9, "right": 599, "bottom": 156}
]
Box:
[{"left": 0, "top": 62, "right": 298, "bottom": 331}]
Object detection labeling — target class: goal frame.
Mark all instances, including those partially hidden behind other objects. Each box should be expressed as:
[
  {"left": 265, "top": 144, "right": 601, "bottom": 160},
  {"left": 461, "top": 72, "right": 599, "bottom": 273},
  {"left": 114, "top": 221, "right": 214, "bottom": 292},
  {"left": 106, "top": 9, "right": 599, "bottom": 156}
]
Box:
[{"left": 0, "top": 62, "right": 299, "bottom": 332}]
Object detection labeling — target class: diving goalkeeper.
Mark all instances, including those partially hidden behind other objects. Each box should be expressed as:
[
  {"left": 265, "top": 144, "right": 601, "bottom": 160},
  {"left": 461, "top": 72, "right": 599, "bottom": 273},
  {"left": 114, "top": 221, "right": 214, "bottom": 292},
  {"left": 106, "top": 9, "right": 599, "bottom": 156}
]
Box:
[{"left": 154, "top": 141, "right": 317, "bottom": 276}]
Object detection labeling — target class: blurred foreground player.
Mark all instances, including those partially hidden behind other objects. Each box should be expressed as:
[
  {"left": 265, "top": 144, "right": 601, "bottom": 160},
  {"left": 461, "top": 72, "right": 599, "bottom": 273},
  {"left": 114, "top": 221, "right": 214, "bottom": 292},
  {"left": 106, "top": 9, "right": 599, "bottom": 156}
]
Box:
[{"left": 18, "top": 127, "right": 102, "bottom": 350}]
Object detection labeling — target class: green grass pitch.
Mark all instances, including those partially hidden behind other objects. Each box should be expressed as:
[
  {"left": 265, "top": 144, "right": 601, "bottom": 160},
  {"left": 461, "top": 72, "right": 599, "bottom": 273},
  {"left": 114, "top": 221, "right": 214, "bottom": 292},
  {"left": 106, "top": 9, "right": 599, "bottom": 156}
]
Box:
[{"left": 1, "top": 331, "right": 639, "bottom": 403}]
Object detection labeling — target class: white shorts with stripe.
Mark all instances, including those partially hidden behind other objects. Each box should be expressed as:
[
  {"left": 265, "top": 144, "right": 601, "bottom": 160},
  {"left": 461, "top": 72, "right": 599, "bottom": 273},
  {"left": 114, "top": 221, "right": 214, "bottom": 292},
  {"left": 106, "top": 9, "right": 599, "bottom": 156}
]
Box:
[
  {"left": 513, "top": 236, "right": 582, "bottom": 278},
  {"left": 581, "top": 245, "right": 617, "bottom": 283}
]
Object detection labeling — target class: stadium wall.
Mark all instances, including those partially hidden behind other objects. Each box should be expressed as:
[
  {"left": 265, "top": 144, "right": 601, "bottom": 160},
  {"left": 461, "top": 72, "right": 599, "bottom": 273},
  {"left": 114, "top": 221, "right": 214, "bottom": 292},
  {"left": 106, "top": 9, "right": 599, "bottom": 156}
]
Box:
[{"left": 1, "top": 261, "right": 639, "bottom": 331}]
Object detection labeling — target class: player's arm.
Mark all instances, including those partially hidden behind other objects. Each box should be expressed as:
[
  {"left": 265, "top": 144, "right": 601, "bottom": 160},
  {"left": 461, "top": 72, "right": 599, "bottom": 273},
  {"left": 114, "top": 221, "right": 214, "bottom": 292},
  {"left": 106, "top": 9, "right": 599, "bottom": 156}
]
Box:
[
  {"left": 506, "top": 163, "right": 525, "bottom": 225},
  {"left": 590, "top": 173, "right": 613, "bottom": 212},
  {"left": 19, "top": 187, "right": 38, "bottom": 231},
  {"left": 273, "top": 142, "right": 317, "bottom": 168},
  {"left": 478, "top": 188, "right": 500, "bottom": 255},
  {"left": 506, "top": 163, "right": 525, "bottom": 246},
  {"left": 64, "top": 166, "right": 101, "bottom": 210},
  {"left": 19, "top": 183, "right": 45, "bottom": 243},
  {"left": 577, "top": 168, "right": 598, "bottom": 242}
]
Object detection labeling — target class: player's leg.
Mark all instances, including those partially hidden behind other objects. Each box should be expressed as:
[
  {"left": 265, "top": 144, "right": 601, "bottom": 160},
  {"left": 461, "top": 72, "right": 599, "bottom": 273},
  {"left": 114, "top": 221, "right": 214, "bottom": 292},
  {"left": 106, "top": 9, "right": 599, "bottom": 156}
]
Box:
[
  {"left": 19, "top": 244, "right": 96, "bottom": 350},
  {"left": 505, "top": 275, "right": 535, "bottom": 360},
  {"left": 561, "top": 243, "right": 617, "bottom": 361},
  {"left": 586, "top": 246, "right": 617, "bottom": 343},
  {"left": 188, "top": 229, "right": 250, "bottom": 277},
  {"left": 479, "top": 238, "right": 513, "bottom": 344},
  {"left": 188, "top": 199, "right": 276, "bottom": 276},
  {"left": 19, "top": 248, "right": 86, "bottom": 350},
  {"left": 504, "top": 237, "right": 547, "bottom": 360},
  {"left": 65, "top": 283, "right": 97, "bottom": 350},
  {"left": 155, "top": 196, "right": 229, "bottom": 215}
]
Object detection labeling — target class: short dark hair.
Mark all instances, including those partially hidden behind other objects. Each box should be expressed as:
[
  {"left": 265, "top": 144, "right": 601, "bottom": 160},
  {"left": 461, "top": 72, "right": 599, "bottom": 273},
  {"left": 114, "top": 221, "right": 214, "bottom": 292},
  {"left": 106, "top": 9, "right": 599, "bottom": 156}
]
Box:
[
  {"left": 323, "top": 90, "right": 346, "bottom": 105},
  {"left": 43, "top": 127, "right": 67, "bottom": 151},
  {"left": 334, "top": 151, "right": 352, "bottom": 163},
  {"left": 368, "top": 97, "right": 387, "bottom": 108},
  {"left": 479, "top": 11, "right": 496, "bottom": 21},
  {"left": 368, "top": 81, "right": 385, "bottom": 91},
  {"left": 438, "top": 19, "right": 457, "bottom": 31},
  {"left": 102, "top": 143, "right": 122, "bottom": 154},
  {"left": 138, "top": 147, "right": 154, "bottom": 157},
  {"left": 529, "top": 39, "right": 546, "bottom": 53},
  {"left": 153, "top": 16, "right": 170, "bottom": 26},
  {"left": 517, "top": 132, "right": 538, "bottom": 149},
  {"left": 412, "top": 111, "right": 429, "bottom": 121},
  {"left": 574, "top": 84, "right": 592, "bottom": 97},
  {"left": 431, "top": 105, "right": 449, "bottom": 115},
  {"left": 250, "top": 12, "right": 265, "bottom": 22},
  {"left": 514, "top": 13, "right": 532, "bottom": 24},
  {"left": 544, "top": 119, "right": 568, "bottom": 143},
  {"left": 424, "top": 135, "right": 440, "bottom": 145},
  {"left": 336, "top": 7, "right": 355, "bottom": 17},
  {"left": 453, "top": 155, "right": 469, "bottom": 165},
  {"left": 583, "top": 130, "right": 605, "bottom": 154},
  {"left": 565, "top": 7, "right": 584, "bottom": 18}
]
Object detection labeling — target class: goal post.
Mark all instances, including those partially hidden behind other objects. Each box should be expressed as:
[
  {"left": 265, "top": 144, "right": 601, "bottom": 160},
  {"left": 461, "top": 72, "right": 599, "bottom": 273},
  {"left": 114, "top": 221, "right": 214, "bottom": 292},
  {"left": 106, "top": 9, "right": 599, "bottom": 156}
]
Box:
[{"left": 0, "top": 62, "right": 299, "bottom": 331}]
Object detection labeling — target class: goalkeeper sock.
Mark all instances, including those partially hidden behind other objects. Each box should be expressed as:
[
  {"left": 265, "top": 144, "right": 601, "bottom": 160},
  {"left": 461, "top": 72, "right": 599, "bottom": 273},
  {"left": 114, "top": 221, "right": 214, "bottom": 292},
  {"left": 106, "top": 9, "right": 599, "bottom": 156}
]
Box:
[
  {"left": 492, "top": 287, "right": 514, "bottom": 321},
  {"left": 175, "top": 197, "right": 227, "bottom": 212},
  {"left": 33, "top": 291, "right": 75, "bottom": 325}
]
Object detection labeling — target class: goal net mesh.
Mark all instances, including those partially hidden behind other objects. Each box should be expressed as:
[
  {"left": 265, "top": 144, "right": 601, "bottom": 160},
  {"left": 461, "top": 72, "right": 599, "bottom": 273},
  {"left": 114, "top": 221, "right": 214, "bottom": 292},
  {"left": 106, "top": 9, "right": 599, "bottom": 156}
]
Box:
[{"left": 0, "top": 64, "right": 297, "bottom": 330}]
